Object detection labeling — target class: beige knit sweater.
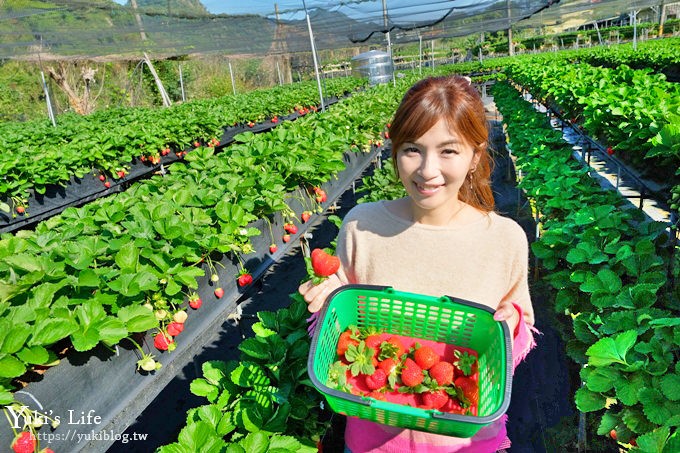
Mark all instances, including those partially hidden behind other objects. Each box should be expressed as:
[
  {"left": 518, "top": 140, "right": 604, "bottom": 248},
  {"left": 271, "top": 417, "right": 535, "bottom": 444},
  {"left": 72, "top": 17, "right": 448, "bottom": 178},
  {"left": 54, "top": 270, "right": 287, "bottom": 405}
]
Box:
[{"left": 336, "top": 200, "right": 534, "bottom": 326}]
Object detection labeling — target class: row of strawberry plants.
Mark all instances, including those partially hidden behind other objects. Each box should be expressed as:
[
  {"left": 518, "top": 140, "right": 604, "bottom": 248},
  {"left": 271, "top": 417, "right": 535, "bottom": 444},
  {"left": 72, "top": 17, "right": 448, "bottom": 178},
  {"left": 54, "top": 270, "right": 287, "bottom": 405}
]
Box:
[
  {"left": 493, "top": 37, "right": 680, "bottom": 75},
  {"left": 0, "top": 78, "right": 403, "bottom": 408},
  {"left": 0, "top": 77, "right": 365, "bottom": 213},
  {"left": 493, "top": 81, "right": 679, "bottom": 452},
  {"left": 503, "top": 57, "right": 680, "bottom": 184},
  {"left": 151, "top": 75, "right": 429, "bottom": 453},
  {"left": 157, "top": 293, "right": 327, "bottom": 453}
]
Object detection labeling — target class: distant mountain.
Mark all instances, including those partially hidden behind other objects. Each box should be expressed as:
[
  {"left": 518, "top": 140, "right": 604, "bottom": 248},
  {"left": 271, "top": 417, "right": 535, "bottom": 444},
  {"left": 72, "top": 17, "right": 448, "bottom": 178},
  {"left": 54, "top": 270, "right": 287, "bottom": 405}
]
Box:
[{"left": 130, "top": 0, "right": 209, "bottom": 17}]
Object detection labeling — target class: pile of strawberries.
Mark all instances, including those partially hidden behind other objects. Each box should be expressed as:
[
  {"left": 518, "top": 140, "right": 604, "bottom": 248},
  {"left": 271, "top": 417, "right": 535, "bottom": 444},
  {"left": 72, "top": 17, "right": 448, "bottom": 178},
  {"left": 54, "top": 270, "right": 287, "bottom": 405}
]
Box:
[{"left": 327, "top": 326, "right": 480, "bottom": 415}]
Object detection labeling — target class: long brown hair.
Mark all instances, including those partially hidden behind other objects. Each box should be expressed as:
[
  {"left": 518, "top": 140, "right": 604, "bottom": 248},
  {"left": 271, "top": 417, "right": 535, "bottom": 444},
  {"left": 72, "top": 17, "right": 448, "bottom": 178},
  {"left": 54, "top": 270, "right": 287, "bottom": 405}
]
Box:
[{"left": 390, "top": 75, "right": 494, "bottom": 212}]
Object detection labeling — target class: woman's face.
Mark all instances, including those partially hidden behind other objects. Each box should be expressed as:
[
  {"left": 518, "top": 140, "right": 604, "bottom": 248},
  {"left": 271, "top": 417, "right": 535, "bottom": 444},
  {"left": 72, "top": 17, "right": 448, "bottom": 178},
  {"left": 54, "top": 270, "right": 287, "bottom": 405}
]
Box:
[{"left": 396, "top": 118, "right": 479, "bottom": 222}]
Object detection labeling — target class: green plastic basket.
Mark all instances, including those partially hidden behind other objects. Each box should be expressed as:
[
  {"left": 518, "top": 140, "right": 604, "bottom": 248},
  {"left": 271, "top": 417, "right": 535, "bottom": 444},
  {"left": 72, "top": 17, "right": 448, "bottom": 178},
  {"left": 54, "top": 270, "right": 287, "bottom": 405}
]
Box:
[{"left": 307, "top": 284, "right": 512, "bottom": 438}]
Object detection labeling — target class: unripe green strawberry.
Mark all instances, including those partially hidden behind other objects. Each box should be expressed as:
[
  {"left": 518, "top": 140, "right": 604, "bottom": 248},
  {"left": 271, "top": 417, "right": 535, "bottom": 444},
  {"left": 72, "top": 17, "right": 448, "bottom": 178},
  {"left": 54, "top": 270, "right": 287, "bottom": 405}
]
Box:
[
  {"left": 154, "top": 309, "right": 168, "bottom": 320},
  {"left": 173, "top": 310, "right": 188, "bottom": 324}
]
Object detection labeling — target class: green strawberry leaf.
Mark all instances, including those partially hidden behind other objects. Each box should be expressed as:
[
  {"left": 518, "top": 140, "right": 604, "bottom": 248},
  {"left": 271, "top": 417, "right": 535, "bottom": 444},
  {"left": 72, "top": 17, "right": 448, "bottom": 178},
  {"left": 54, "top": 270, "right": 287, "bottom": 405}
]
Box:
[
  {"left": 636, "top": 426, "right": 671, "bottom": 453},
  {"left": 639, "top": 387, "right": 674, "bottom": 425},
  {"left": 659, "top": 374, "right": 680, "bottom": 401},
  {"left": 574, "top": 387, "right": 606, "bottom": 412},
  {"left": 586, "top": 330, "right": 637, "bottom": 367}
]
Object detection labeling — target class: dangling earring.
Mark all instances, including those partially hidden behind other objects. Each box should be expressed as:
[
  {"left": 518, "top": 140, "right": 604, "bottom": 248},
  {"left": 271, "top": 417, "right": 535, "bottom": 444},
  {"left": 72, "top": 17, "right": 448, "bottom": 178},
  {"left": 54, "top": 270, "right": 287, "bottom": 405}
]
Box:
[{"left": 468, "top": 167, "right": 476, "bottom": 191}]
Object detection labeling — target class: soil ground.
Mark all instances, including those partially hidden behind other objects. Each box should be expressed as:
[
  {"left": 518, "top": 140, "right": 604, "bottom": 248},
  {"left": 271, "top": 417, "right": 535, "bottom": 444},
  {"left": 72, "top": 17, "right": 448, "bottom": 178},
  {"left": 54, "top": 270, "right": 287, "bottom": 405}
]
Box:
[{"left": 111, "top": 98, "right": 577, "bottom": 453}]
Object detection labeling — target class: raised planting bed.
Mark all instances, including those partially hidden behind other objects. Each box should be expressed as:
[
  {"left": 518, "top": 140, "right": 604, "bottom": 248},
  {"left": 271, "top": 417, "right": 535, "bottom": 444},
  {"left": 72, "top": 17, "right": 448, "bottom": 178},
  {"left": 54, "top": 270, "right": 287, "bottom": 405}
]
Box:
[{"left": 0, "top": 143, "right": 381, "bottom": 453}]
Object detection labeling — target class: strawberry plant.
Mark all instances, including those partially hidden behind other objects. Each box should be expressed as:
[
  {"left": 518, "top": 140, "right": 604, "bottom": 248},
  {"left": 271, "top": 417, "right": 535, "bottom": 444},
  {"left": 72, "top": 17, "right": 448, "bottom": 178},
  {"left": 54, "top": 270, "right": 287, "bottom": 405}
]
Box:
[
  {"left": 493, "top": 80, "right": 680, "bottom": 450},
  {"left": 157, "top": 294, "right": 325, "bottom": 452}
]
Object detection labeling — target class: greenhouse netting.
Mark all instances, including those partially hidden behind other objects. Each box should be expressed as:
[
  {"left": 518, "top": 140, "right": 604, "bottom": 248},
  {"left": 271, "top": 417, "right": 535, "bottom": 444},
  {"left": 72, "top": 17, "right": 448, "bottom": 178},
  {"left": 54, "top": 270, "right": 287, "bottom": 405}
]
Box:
[{"left": 0, "top": 0, "right": 669, "bottom": 59}]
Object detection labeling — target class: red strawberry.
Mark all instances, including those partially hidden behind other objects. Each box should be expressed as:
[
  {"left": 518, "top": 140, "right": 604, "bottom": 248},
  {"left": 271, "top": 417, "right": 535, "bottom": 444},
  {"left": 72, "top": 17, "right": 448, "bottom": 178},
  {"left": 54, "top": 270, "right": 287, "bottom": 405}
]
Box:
[
  {"left": 11, "top": 431, "right": 35, "bottom": 453},
  {"left": 301, "top": 211, "right": 311, "bottom": 223},
  {"left": 282, "top": 234, "right": 291, "bottom": 243},
  {"left": 237, "top": 272, "right": 253, "bottom": 287},
  {"left": 377, "top": 357, "right": 397, "bottom": 375},
  {"left": 284, "top": 222, "right": 298, "bottom": 234},
  {"left": 214, "top": 287, "right": 224, "bottom": 298},
  {"left": 366, "top": 390, "right": 386, "bottom": 400},
  {"left": 154, "top": 332, "right": 174, "bottom": 351},
  {"left": 401, "top": 358, "right": 424, "bottom": 387},
  {"left": 609, "top": 429, "right": 617, "bottom": 440},
  {"left": 269, "top": 244, "right": 278, "bottom": 254},
  {"left": 336, "top": 330, "right": 359, "bottom": 356},
  {"left": 455, "top": 376, "right": 479, "bottom": 406},
  {"left": 167, "top": 321, "right": 184, "bottom": 336},
  {"left": 607, "top": 146, "right": 614, "bottom": 156},
  {"left": 104, "top": 181, "right": 111, "bottom": 188},
  {"left": 364, "top": 368, "right": 387, "bottom": 390},
  {"left": 422, "top": 390, "right": 449, "bottom": 410},
  {"left": 311, "top": 248, "right": 340, "bottom": 277},
  {"left": 414, "top": 345, "right": 439, "bottom": 370},
  {"left": 379, "top": 336, "right": 406, "bottom": 360},
  {"left": 441, "top": 397, "right": 465, "bottom": 414},
  {"left": 117, "top": 170, "right": 126, "bottom": 178},
  {"left": 98, "top": 174, "right": 106, "bottom": 181},
  {"left": 365, "top": 334, "right": 382, "bottom": 354},
  {"left": 429, "top": 361, "right": 455, "bottom": 386},
  {"left": 189, "top": 297, "right": 202, "bottom": 310},
  {"left": 15, "top": 206, "right": 25, "bottom": 215}
]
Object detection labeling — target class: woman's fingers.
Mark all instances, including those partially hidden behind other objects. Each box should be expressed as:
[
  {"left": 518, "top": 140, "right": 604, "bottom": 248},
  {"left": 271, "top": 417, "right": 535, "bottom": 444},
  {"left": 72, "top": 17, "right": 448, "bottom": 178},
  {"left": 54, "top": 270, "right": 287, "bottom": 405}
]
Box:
[
  {"left": 299, "top": 274, "right": 342, "bottom": 313},
  {"left": 493, "top": 303, "right": 514, "bottom": 321},
  {"left": 494, "top": 301, "right": 520, "bottom": 337}
]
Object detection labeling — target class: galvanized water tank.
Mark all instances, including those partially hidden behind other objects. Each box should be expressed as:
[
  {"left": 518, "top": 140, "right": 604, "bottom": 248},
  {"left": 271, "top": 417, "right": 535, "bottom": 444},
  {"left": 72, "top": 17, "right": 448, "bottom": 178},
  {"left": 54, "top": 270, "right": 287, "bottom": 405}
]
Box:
[{"left": 351, "top": 50, "right": 393, "bottom": 85}]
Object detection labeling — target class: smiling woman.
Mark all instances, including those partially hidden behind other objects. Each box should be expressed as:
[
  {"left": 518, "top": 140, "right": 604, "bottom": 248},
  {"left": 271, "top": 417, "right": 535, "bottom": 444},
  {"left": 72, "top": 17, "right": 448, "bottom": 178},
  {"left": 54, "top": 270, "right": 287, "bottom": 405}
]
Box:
[{"left": 300, "top": 74, "right": 537, "bottom": 452}]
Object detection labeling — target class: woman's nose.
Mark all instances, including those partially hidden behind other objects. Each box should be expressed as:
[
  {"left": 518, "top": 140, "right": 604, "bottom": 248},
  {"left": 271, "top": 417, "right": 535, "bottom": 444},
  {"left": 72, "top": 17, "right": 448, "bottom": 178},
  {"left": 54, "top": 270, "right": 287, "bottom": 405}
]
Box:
[{"left": 418, "top": 152, "right": 439, "bottom": 178}]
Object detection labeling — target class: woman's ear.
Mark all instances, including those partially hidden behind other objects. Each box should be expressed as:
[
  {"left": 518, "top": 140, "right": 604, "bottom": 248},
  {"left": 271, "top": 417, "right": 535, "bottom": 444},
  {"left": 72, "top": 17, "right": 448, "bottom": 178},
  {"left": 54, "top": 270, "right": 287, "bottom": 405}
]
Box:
[{"left": 472, "top": 148, "right": 483, "bottom": 169}]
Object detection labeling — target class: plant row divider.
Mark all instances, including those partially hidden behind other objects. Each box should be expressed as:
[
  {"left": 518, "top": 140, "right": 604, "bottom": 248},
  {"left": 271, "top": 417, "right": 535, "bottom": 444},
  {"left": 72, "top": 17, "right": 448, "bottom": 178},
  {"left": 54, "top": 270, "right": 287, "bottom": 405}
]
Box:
[{"left": 0, "top": 96, "right": 344, "bottom": 235}]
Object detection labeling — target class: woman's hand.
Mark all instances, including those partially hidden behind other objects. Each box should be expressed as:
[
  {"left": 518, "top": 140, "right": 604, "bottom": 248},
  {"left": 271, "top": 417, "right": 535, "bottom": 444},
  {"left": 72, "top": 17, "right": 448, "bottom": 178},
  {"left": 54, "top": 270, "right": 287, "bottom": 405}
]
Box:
[
  {"left": 298, "top": 273, "right": 343, "bottom": 313},
  {"left": 493, "top": 300, "right": 520, "bottom": 338}
]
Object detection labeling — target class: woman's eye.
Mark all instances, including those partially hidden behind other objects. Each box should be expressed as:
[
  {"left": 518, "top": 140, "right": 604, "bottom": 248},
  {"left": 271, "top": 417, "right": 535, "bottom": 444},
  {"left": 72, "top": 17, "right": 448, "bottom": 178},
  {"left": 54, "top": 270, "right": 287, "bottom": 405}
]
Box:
[
  {"left": 402, "top": 147, "right": 419, "bottom": 154},
  {"left": 442, "top": 148, "right": 458, "bottom": 155}
]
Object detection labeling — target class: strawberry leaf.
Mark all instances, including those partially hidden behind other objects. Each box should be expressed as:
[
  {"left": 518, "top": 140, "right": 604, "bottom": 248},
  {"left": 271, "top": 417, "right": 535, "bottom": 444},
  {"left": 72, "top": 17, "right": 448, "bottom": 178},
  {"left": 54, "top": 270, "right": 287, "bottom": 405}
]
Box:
[
  {"left": 453, "top": 350, "right": 477, "bottom": 376},
  {"left": 586, "top": 330, "right": 637, "bottom": 367},
  {"left": 639, "top": 388, "right": 674, "bottom": 425},
  {"left": 344, "top": 342, "right": 375, "bottom": 377},
  {"left": 575, "top": 387, "right": 606, "bottom": 412}
]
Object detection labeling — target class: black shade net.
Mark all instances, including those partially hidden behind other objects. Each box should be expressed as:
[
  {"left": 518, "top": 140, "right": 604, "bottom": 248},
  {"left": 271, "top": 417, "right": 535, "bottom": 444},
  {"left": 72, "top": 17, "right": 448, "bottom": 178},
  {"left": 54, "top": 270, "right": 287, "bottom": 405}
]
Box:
[{"left": 0, "top": 0, "right": 666, "bottom": 59}]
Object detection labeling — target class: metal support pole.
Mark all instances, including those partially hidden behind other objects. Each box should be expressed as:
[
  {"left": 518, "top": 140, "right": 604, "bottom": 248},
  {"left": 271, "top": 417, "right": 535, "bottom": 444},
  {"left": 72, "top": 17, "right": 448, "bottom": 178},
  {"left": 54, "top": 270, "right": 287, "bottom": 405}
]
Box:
[
  {"left": 179, "top": 64, "right": 186, "bottom": 102},
  {"left": 303, "top": 1, "right": 325, "bottom": 112},
  {"left": 382, "top": 0, "right": 395, "bottom": 86},
  {"left": 40, "top": 70, "right": 56, "bottom": 127},
  {"left": 228, "top": 60, "right": 236, "bottom": 95},
  {"left": 418, "top": 34, "right": 423, "bottom": 75}
]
